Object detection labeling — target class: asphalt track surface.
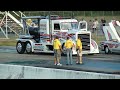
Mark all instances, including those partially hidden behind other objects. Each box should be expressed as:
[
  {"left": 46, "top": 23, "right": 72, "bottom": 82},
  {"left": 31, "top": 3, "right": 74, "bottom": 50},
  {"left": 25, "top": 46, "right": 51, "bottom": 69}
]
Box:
[{"left": 0, "top": 46, "right": 120, "bottom": 75}]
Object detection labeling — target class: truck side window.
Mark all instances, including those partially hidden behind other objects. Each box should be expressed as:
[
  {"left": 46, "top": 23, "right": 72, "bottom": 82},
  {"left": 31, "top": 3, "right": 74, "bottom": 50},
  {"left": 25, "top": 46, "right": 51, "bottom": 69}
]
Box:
[
  {"left": 80, "top": 23, "right": 86, "bottom": 29},
  {"left": 54, "top": 23, "right": 60, "bottom": 30}
]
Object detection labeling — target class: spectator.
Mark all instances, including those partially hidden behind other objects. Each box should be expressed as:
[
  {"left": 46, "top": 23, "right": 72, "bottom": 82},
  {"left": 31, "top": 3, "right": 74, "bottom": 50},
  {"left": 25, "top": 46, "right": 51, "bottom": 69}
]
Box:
[
  {"left": 88, "top": 20, "right": 93, "bottom": 31},
  {"left": 102, "top": 18, "right": 106, "bottom": 26},
  {"left": 53, "top": 36, "right": 62, "bottom": 66},
  {"left": 111, "top": 18, "right": 116, "bottom": 26},
  {"left": 64, "top": 36, "right": 74, "bottom": 65},
  {"left": 92, "top": 19, "right": 99, "bottom": 33},
  {"left": 26, "top": 19, "right": 32, "bottom": 26},
  {"left": 76, "top": 36, "right": 83, "bottom": 64},
  {"left": 81, "top": 18, "right": 84, "bottom": 21},
  {"left": 92, "top": 20, "right": 96, "bottom": 33},
  {"left": 95, "top": 18, "right": 99, "bottom": 30},
  {"left": 101, "top": 18, "right": 106, "bottom": 34}
]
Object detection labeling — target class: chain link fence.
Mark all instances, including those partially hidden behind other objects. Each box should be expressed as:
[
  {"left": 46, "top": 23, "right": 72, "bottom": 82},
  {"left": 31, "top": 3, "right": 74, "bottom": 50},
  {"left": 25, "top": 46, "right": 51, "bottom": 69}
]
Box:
[
  {"left": 23, "top": 11, "right": 120, "bottom": 17},
  {"left": 23, "top": 11, "right": 120, "bottom": 23}
]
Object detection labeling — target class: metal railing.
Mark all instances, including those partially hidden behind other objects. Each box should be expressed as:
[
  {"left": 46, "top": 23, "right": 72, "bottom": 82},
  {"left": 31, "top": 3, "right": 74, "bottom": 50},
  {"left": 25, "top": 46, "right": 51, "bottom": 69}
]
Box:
[{"left": 0, "top": 11, "right": 26, "bottom": 38}]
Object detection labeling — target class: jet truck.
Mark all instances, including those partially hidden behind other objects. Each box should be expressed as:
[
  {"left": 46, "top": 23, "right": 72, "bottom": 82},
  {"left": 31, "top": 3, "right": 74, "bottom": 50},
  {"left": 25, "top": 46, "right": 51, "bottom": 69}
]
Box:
[{"left": 16, "top": 15, "right": 99, "bottom": 55}]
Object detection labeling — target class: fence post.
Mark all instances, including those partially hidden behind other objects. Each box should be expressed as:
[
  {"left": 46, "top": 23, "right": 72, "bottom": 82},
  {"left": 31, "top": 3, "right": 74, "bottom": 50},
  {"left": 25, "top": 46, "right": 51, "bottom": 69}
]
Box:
[
  {"left": 91, "top": 11, "right": 92, "bottom": 17},
  {"left": 84, "top": 11, "right": 85, "bottom": 16},
  {"left": 63, "top": 11, "right": 64, "bottom": 17},
  {"left": 103, "top": 11, "right": 104, "bottom": 17},
  {"left": 72, "top": 11, "right": 74, "bottom": 18},
  {"left": 112, "top": 11, "right": 113, "bottom": 16}
]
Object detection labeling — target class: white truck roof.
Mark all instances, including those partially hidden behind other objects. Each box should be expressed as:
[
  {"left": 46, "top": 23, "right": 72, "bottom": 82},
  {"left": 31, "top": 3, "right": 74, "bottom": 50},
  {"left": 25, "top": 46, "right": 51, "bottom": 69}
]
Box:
[{"left": 40, "top": 19, "right": 78, "bottom": 23}]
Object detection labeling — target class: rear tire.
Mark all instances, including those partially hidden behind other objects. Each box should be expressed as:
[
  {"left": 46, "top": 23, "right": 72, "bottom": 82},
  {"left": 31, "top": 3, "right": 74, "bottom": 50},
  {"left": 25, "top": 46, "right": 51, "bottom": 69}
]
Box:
[
  {"left": 61, "top": 43, "right": 66, "bottom": 56},
  {"left": 26, "top": 42, "right": 32, "bottom": 54},
  {"left": 105, "top": 46, "right": 111, "bottom": 54},
  {"left": 16, "top": 41, "right": 26, "bottom": 54}
]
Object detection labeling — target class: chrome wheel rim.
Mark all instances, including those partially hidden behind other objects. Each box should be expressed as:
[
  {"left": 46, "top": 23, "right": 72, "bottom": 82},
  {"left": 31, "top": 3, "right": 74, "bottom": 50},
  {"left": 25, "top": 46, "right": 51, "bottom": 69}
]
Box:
[
  {"left": 26, "top": 43, "right": 31, "bottom": 53},
  {"left": 17, "top": 43, "right": 22, "bottom": 52},
  {"left": 105, "top": 47, "right": 109, "bottom": 53},
  {"left": 62, "top": 47, "right": 66, "bottom": 54}
]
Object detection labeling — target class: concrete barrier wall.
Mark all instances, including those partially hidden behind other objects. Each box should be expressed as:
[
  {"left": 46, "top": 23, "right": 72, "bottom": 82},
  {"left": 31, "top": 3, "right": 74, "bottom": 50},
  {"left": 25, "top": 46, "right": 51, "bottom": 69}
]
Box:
[{"left": 0, "top": 64, "right": 120, "bottom": 79}]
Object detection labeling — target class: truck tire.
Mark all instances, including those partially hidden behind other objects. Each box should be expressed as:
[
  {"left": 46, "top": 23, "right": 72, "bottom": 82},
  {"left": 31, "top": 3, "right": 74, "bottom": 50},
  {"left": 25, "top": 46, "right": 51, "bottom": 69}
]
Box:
[
  {"left": 26, "top": 42, "right": 32, "bottom": 54},
  {"left": 105, "top": 46, "right": 111, "bottom": 54},
  {"left": 16, "top": 41, "right": 26, "bottom": 54},
  {"left": 61, "top": 43, "right": 66, "bottom": 56}
]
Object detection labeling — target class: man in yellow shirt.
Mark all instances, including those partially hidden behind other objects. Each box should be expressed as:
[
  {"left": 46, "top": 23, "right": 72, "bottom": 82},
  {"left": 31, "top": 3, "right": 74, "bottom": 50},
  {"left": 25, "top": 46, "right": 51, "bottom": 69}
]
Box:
[
  {"left": 76, "top": 36, "right": 83, "bottom": 64},
  {"left": 26, "top": 19, "right": 32, "bottom": 26},
  {"left": 53, "top": 36, "right": 62, "bottom": 66},
  {"left": 64, "top": 36, "right": 74, "bottom": 65}
]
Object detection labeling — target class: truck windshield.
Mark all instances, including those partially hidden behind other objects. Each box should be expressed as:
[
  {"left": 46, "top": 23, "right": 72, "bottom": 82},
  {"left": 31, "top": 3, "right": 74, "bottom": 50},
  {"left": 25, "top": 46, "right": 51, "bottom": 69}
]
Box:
[{"left": 61, "top": 22, "right": 78, "bottom": 30}]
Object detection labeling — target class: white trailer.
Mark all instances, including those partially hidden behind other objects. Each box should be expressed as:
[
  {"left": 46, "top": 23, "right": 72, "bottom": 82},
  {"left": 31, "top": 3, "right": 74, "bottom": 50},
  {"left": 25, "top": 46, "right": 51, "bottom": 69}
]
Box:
[{"left": 16, "top": 15, "right": 99, "bottom": 55}]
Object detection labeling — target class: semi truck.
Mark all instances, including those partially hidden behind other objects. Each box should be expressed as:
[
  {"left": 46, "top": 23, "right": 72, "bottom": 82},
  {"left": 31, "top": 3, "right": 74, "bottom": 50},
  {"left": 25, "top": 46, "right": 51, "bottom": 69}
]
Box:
[{"left": 16, "top": 15, "right": 99, "bottom": 55}]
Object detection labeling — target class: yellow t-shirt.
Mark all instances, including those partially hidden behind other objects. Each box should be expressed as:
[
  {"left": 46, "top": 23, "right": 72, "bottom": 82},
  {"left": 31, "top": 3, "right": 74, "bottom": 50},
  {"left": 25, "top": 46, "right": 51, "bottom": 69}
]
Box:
[
  {"left": 53, "top": 39, "right": 61, "bottom": 49},
  {"left": 76, "top": 39, "right": 82, "bottom": 50},
  {"left": 64, "top": 40, "right": 73, "bottom": 49},
  {"left": 26, "top": 19, "right": 32, "bottom": 26}
]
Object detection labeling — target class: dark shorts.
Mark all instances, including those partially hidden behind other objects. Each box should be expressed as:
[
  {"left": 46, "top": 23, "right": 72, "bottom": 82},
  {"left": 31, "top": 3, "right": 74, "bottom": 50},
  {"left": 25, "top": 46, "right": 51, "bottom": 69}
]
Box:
[{"left": 54, "top": 49, "right": 61, "bottom": 59}]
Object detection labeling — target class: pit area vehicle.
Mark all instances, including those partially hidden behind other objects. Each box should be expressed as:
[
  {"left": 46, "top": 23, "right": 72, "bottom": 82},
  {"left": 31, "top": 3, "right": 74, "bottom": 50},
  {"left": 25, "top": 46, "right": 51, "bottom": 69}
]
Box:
[
  {"left": 100, "top": 20, "right": 120, "bottom": 54},
  {"left": 16, "top": 15, "right": 99, "bottom": 55}
]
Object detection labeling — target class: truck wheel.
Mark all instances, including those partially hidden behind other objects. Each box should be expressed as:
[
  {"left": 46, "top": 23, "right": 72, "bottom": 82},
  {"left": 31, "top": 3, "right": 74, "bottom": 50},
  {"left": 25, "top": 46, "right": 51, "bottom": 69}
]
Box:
[
  {"left": 26, "top": 42, "right": 32, "bottom": 54},
  {"left": 61, "top": 43, "right": 66, "bottom": 56},
  {"left": 105, "top": 46, "right": 111, "bottom": 54},
  {"left": 16, "top": 41, "right": 26, "bottom": 54}
]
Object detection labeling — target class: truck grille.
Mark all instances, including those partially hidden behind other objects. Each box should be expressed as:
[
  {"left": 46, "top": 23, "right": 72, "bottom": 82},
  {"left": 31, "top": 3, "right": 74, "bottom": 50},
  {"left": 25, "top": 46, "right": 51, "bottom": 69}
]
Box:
[{"left": 78, "top": 34, "right": 90, "bottom": 51}]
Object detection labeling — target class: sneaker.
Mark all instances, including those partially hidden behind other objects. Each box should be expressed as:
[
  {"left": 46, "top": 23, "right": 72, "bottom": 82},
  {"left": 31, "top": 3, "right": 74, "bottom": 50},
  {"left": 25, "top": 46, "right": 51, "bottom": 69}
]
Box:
[
  {"left": 80, "top": 62, "right": 84, "bottom": 65},
  {"left": 54, "top": 63, "right": 57, "bottom": 65},
  {"left": 76, "top": 62, "right": 80, "bottom": 64},
  {"left": 57, "top": 63, "right": 62, "bottom": 66}
]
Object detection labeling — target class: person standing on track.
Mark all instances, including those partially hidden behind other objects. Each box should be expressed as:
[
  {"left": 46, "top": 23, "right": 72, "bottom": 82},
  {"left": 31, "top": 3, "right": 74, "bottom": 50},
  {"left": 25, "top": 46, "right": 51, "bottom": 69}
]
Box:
[
  {"left": 64, "top": 36, "right": 74, "bottom": 65},
  {"left": 53, "top": 36, "right": 62, "bottom": 66},
  {"left": 76, "top": 36, "right": 83, "bottom": 64}
]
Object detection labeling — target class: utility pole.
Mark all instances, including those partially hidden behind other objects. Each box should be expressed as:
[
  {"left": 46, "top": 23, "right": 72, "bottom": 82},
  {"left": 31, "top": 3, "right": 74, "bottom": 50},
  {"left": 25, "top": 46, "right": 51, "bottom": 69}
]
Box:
[
  {"left": 49, "top": 11, "right": 52, "bottom": 43},
  {"left": 38, "top": 18, "right": 40, "bottom": 43}
]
